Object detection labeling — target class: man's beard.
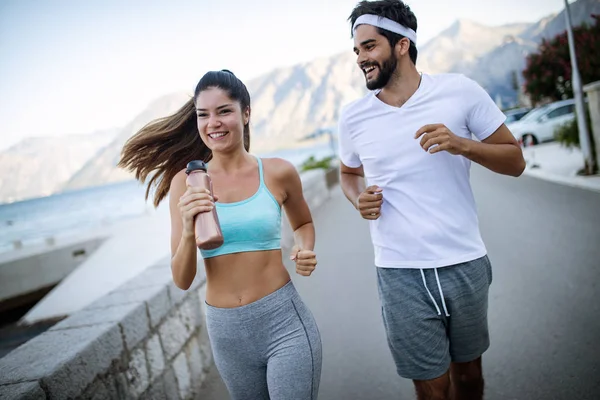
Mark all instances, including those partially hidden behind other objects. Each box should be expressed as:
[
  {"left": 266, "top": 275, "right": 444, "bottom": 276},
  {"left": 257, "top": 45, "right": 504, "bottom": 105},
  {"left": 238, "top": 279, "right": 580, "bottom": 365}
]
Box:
[{"left": 365, "top": 53, "right": 397, "bottom": 90}]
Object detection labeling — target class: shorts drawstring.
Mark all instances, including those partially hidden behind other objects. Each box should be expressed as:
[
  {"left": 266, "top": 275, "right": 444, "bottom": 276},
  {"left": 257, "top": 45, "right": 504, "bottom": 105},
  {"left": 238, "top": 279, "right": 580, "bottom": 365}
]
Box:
[{"left": 420, "top": 268, "right": 450, "bottom": 317}]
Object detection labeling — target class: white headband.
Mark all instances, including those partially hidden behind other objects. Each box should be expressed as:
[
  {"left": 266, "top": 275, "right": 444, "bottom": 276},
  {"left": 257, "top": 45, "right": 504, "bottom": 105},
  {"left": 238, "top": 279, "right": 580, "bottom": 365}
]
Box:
[{"left": 352, "top": 14, "right": 417, "bottom": 45}]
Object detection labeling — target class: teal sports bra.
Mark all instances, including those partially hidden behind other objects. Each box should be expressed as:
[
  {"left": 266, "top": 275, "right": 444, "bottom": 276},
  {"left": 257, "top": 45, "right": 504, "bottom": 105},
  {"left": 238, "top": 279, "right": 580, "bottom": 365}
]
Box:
[{"left": 200, "top": 157, "right": 282, "bottom": 259}]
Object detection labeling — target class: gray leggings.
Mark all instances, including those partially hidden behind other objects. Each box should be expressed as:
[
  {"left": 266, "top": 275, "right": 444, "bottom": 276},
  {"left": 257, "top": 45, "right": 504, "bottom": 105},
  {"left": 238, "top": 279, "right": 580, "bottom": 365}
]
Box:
[{"left": 205, "top": 281, "right": 322, "bottom": 400}]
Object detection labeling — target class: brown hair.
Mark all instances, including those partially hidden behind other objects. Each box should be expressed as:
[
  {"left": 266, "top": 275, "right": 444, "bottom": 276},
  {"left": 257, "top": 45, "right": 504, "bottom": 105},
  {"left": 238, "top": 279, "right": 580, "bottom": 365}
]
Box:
[
  {"left": 118, "top": 70, "right": 251, "bottom": 207},
  {"left": 349, "top": 0, "right": 418, "bottom": 64}
]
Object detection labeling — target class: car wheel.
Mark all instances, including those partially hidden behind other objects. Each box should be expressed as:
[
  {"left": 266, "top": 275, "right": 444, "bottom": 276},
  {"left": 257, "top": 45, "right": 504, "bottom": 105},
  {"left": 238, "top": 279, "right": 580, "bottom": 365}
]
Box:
[{"left": 522, "top": 134, "right": 538, "bottom": 147}]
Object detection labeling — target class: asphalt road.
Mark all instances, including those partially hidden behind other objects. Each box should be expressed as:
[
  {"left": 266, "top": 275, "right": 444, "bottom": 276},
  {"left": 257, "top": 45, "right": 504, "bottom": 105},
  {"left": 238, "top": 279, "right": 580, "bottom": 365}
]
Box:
[{"left": 199, "top": 167, "right": 600, "bottom": 400}]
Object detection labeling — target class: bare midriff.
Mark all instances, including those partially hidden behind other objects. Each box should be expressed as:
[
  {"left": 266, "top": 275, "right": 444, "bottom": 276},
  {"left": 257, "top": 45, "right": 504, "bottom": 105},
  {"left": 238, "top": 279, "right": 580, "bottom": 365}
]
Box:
[{"left": 204, "top": 249, "right": 290, "bottom": 308}]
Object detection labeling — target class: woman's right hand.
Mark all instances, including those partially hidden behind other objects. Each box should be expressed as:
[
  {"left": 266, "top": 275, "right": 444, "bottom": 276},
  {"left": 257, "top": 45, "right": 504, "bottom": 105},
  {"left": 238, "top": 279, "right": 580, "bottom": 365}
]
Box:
[{"left": 178, "top": 187, "right": 218, "bottom": 237}]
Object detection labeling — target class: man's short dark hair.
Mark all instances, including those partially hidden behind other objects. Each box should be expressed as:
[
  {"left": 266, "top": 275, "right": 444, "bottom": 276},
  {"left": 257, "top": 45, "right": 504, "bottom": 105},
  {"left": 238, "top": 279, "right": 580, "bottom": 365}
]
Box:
[{"left": 349, "top": 0, "right": 418, "bottom": 65}]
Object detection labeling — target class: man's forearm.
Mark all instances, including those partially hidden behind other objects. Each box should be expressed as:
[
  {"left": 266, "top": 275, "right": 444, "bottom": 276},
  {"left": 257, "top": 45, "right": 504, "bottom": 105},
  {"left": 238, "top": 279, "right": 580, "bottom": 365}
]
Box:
[
  {"left": 341, "top": 172, "right": 366, "bottom": 209},
  {"left": 462, "top": 139, "right": 526, "bottom": 177}
]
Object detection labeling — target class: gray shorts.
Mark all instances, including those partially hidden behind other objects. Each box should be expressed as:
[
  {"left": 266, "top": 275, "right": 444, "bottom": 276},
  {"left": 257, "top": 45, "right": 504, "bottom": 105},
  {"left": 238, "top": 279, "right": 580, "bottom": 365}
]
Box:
[{"left": 376, "top": 255, "right": 493, "bottom": 381}]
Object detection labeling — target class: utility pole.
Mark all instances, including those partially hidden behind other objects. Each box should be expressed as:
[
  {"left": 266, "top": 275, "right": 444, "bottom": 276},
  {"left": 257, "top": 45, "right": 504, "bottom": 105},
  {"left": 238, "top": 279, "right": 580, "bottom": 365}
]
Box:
[{"left": 564, "top": 0, "right": 595, "bottom": 174}]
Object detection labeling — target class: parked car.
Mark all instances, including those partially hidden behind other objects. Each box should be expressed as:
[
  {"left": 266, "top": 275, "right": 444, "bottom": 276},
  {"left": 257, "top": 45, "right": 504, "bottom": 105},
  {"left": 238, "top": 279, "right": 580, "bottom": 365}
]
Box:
[
  {"left": 506, "top": 99, "right": 576, "bottom": 146},
  {"left": 504, "top": 107, "right": 531, "bottom": 124}
]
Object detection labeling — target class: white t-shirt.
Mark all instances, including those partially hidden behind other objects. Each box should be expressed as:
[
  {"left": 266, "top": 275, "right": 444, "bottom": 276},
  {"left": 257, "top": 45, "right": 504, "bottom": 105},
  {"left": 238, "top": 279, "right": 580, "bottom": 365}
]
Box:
[{"left": 338, "top": 73, "right": 506, "bottom": 269}]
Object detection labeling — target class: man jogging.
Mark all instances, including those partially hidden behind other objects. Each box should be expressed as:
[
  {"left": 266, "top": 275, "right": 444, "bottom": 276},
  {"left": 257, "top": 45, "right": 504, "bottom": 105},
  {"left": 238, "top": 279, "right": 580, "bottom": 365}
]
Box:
[{"left": 338, "top": 1, "right": 526, "bottom": 399}]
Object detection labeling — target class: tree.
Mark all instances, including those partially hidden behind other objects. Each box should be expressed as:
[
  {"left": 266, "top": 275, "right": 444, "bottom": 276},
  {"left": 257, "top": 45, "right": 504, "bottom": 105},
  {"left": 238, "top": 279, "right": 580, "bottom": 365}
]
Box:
[{"left": 522, "top": 14, "right": 600, "bottom": 105}]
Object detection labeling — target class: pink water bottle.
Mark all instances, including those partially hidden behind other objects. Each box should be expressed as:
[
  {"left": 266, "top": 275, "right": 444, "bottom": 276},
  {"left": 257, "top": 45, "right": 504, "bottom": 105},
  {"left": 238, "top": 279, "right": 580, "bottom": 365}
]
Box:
[{"left": 185, "top": 161, "right": 224, "bottom": 250}]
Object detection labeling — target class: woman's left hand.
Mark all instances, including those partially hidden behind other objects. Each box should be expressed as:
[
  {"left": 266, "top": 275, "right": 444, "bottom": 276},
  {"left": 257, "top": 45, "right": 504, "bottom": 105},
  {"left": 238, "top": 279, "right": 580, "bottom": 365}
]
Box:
[{"left": 290, "top": 245, "right": 317, "bottom": 276}]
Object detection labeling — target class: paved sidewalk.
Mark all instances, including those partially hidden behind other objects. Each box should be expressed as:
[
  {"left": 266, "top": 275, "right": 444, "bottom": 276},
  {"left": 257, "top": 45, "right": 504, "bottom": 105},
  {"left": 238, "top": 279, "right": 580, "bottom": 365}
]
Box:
[
  {"left": 522, "top": 142, "right": 600, "bottom": 192},
  {"left": 198, "top": 170, "right": 600, "bottom": 399}
]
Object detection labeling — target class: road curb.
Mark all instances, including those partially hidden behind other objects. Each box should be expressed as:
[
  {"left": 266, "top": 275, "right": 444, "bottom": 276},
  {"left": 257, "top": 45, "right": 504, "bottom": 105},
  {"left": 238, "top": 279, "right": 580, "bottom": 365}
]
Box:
[{"left": 522, "top": 167, "right": 600, "bottom": 193}]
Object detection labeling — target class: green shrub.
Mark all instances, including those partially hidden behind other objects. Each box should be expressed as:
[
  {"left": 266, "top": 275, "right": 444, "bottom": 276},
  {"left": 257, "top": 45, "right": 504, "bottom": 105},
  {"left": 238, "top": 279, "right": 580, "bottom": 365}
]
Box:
[
  {"left": 554, "top": 118, "right": 580, "bottom": 149},
  {"left": 553, "top": 108, "right": 598, "bottom": 174},
  {"left": 300, "top": 155, "right": 335, "bottom": 171},
  {"left": 554, "top": 108, "right": 593, "bottom": 150}
]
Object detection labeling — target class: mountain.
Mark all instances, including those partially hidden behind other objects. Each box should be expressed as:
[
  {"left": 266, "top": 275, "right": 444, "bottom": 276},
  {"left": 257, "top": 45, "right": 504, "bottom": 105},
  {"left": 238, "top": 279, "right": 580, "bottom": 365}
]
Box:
[
  {"left": 417, "top": 19, "right": 531, "bottom": 75},
  {"left": 245, "top": 52, "right": 367, "bottom": 150},
  {"left": 466, "top": 37, "right": 537, "bottom": 102},
  {"left": 3, "top": 0, "right": 599, "bottom": 200},
  {"left": 520, "top": 14, "right": 558, "bottom": 42},
  {"left": 65, "top": 0, "right": 599, "bottom": 188},
  {"left": 63, "top": 93, "right": 190, "bottom": 191},
  {"left": 454, "top": 0, "right": 600, "bottom": 106},
  {"left": 0, "top": 129, "right": 117, "bottom": 204},
  {"left": 62, "top": 52, "right": 369, "bottom": 191},
  {"left": 524, "top": 0, "right": 600, "bottom": 42}
]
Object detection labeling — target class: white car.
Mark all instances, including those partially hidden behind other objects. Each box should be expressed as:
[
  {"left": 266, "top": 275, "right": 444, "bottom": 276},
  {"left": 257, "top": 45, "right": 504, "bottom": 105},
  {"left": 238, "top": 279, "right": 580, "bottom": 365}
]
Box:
[
  {"left": 504, "top": 107, "right": 531, "bottom": 124},
  {"left": 507, "top": 99, "right": 576, "bottom": 146}
]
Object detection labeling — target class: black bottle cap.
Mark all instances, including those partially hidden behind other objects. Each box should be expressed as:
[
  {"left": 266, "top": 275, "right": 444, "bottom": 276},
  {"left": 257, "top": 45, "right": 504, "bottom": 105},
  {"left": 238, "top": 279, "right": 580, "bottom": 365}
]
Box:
[{"left": 185, "top": 160, "right": 207, "bottom": 174}]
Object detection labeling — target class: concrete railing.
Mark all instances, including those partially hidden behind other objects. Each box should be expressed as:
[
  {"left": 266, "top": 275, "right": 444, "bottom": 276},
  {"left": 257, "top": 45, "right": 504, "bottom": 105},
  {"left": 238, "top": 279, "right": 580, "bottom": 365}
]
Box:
[
  {"left": 0, "top": 165, "right": 339, "bottom": 400},
  {"left": 0, "top": 236, "right": 107, "bottom": 313}
]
